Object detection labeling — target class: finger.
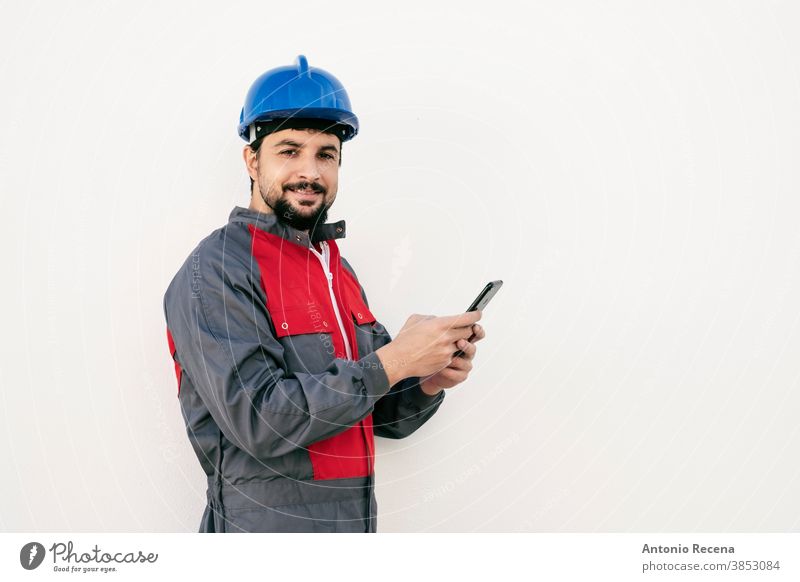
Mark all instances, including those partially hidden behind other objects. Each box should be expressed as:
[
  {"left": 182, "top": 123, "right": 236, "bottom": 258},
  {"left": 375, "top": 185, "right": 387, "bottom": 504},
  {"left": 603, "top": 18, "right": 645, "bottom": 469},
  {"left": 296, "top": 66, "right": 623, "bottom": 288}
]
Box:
[
  {"left": 439, "top": 310, "right": 482, "bottom": 329},
  {"left": 447, "top": 352, "right": 473, "bottom": 371},
  {"left": 470, "top": 324, "right": 486, "bottom": 343},
  {"left": 454, "top": 338, "right": 477, "bottom": 360},
  {"left": 439, "top": 367, "right": 469, "bottom": 384},
  {"left": 446, "top": 326, "right": 477, "bottom": 343}
]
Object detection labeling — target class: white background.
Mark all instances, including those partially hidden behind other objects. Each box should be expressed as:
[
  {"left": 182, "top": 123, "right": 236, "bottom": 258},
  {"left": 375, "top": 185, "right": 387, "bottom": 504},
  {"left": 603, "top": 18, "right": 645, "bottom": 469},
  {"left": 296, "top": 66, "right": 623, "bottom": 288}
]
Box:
[{"left": 1, "top": 0, "right": 799, "bottom": 532}]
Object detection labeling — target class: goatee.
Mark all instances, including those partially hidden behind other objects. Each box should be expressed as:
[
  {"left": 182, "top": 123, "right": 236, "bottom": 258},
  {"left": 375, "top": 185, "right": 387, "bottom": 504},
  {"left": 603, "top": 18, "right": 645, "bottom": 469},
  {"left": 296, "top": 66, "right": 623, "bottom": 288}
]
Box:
[{"left": 272, "top": 196, "right": 330, "bottom": 233}]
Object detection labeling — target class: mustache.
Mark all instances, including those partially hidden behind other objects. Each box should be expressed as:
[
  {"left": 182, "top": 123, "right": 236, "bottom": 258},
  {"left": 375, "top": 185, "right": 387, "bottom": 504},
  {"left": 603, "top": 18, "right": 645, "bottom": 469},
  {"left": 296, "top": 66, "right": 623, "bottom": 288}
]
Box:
[{"left": 284, "top": 181, "right": 326, "bottom": 195}]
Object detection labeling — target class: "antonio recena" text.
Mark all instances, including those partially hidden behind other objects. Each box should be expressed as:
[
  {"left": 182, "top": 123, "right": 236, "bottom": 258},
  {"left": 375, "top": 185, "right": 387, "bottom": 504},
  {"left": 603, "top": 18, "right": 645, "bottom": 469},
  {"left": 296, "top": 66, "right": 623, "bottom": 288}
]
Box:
[{"left": 642, "top": 544, "right": 734, "bottom": 554}]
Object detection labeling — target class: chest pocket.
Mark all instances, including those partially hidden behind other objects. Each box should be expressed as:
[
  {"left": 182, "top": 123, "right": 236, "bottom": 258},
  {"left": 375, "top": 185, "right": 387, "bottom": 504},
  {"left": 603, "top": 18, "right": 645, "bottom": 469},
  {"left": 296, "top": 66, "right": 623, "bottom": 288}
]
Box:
[
  {"left": 344, "top": 286, "right": 377, "bottom": 360},
  {"left": 271, "top": 302, "right": 331, "bottom": 338},
  {"left": 268, "top": 301, "right": 337, "bottom": 373},
  {"left": 350, "top": 297, "right": 376, "bottom": 327}
]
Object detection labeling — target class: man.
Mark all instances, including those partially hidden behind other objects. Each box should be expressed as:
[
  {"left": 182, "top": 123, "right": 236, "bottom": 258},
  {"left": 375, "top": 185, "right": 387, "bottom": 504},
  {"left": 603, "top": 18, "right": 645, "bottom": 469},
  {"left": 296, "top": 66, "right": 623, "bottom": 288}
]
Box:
[{"left": 163, "top": 55, "right": 485, "bottom": 533}]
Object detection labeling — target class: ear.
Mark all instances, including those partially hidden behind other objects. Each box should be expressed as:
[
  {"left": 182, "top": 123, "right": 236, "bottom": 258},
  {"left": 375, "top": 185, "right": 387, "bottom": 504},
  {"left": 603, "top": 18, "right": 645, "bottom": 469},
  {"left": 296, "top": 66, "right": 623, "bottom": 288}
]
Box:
[{"left": 243, "top": 145, "right": 259, "bottom": 181}]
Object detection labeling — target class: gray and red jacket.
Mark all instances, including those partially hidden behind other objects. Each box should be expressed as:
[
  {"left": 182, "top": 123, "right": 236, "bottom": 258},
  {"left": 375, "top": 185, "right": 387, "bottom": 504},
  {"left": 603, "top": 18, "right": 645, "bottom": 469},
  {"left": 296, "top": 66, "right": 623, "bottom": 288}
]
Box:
[{"left": 163, "top": 206, "right": 445, "bottom": 532}]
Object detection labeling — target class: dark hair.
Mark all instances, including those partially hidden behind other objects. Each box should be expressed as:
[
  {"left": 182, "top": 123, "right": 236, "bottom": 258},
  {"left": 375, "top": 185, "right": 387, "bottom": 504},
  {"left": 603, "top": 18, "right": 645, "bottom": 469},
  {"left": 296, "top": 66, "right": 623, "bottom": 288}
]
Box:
[{"left": 249, "top": 129, "right": 343, "bottom": 194}]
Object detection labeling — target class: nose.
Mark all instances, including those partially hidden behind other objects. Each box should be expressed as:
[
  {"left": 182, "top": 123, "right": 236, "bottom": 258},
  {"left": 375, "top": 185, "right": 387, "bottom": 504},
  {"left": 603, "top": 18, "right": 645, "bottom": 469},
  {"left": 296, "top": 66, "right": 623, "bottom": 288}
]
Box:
[{"left": 296, "top": 152, "right": 321, "bottom": 182}]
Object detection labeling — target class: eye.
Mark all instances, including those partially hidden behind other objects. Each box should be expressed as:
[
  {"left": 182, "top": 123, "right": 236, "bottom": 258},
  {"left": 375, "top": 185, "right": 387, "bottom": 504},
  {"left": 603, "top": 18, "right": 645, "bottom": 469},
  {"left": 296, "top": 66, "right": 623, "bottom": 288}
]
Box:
[
  {"left": 279, "top": 149, "right": 298, "bottom": 156},
  {"left": 319, "top": 153, "right": 335, "bottom": 160}
]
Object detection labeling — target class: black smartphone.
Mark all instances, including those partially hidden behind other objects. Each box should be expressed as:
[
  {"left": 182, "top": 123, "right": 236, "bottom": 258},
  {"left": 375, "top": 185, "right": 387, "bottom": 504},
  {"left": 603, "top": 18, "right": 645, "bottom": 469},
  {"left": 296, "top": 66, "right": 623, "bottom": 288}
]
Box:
[{"left": 453, "top": 280, "right": 503, "bottom": 357}]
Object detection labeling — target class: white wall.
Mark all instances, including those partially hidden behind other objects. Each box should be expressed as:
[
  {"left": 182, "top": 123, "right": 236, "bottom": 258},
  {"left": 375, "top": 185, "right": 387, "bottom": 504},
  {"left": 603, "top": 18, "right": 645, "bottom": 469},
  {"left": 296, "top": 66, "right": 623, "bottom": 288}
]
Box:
[{"left": 1, "top": 0, "right": 799, "bottom": 532}]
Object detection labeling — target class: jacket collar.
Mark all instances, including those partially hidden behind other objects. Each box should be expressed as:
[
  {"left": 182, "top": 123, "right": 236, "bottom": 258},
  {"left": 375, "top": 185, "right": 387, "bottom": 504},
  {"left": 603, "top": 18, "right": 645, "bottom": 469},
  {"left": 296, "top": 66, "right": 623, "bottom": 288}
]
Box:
[{"left": 227, "top": 206, "right": 347, "bottom": 247}]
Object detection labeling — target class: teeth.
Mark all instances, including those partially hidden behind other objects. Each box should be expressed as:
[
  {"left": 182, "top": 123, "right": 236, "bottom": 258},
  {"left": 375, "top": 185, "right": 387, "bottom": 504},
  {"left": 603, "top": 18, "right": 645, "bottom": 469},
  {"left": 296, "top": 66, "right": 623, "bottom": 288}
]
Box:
[{"left": 288, "top": 187, "right": 319, "bottom": 195}]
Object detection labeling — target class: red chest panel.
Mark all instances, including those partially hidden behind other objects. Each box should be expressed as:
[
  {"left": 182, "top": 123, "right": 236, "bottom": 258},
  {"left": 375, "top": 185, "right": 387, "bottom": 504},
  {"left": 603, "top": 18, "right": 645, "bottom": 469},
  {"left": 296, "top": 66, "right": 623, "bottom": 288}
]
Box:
[{"left": 247, "top": 225, "right": 376, "bottom": 480}]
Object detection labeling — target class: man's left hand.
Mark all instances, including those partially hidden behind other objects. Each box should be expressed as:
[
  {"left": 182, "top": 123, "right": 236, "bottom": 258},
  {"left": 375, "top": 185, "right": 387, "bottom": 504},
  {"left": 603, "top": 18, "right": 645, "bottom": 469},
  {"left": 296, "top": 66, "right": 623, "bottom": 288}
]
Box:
[{"left": 420, "top": 323, "right": 486, "bottom": 396}]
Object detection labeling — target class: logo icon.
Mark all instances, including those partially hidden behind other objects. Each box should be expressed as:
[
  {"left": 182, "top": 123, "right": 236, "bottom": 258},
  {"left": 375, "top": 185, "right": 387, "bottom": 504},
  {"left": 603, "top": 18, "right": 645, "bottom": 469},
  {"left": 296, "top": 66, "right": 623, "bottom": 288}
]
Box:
[{"left": 20, "top": 542, "right": 46, "bottom": 570}]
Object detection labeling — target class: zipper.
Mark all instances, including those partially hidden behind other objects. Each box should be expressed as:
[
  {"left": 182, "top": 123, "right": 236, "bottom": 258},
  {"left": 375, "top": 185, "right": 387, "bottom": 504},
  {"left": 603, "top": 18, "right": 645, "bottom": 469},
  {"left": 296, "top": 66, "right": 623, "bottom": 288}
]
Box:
[
  {"left": 309, "top": 241, "right": 352, "bottom": 360},
  {"left": 310, "top": 240, "right": 374, "bottom": 513}
]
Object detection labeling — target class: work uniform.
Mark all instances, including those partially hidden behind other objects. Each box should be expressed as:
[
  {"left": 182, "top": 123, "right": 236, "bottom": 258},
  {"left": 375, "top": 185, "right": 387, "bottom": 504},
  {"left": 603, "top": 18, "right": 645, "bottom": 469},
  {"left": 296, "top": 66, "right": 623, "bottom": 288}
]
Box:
[{"left": 163, "top": 206, "right": 446, "bottom": 533}]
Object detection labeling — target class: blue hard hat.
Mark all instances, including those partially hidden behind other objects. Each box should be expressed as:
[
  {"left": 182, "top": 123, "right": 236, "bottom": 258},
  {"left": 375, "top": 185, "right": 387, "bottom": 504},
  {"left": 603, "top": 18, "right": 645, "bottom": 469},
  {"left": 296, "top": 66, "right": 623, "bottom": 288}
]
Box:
[{"left": 238, "top": 55, "right": 359, "bottom": 143}]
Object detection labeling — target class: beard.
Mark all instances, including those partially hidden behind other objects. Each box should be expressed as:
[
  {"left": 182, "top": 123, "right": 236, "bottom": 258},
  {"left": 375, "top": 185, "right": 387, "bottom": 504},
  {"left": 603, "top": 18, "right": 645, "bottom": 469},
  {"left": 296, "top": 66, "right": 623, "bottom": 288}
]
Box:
[{"left": 260, "top": 179, "right": 332, "bottom": 233}]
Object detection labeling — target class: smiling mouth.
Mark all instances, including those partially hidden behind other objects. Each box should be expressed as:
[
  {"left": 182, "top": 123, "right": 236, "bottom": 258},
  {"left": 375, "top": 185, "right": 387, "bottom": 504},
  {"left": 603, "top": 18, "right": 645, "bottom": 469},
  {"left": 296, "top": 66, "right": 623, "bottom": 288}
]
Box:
[
  {"left": 286, "top": 189, "right": 322, "bottom": 208},
  {"left": 286, "top": 182, "right": 324, "bottom": 196}
]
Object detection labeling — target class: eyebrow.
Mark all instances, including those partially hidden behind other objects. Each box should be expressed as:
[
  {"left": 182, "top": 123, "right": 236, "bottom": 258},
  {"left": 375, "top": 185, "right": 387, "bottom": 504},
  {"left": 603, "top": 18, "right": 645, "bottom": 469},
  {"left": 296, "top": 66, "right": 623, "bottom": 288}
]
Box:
[{"left": 272, "top": 139, "right": 339, "bottom": 154}]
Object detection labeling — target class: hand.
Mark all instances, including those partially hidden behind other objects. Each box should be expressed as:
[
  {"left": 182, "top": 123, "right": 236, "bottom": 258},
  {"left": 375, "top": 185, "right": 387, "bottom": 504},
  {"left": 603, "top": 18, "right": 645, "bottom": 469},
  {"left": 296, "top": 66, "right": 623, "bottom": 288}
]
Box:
[
  {"left": 420, "top": 323, "right": 486, "bottom": 396},
  {"left": 375, "top": 311, "right": 482, "bottom": 387}
]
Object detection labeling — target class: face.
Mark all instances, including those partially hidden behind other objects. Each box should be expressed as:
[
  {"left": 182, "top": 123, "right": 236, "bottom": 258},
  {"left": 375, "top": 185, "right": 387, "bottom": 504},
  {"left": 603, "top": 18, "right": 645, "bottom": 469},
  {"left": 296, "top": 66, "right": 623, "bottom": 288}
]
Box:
[{"left": 245, "top": 128, "right": 341, "bottom": 231}]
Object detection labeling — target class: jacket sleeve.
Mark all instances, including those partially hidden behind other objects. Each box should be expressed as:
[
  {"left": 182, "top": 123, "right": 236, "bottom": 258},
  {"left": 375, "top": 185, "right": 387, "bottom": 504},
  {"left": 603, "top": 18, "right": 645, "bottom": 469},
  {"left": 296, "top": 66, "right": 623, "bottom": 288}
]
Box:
[
  {"left": 163, "top": 237, "right": 393, "bottom": 463},
  {"left": 369, "top": 319, "right": 446, "bottom": 439},
  {"left": 340, "top": 258, "right": 446, "bottom": 439}
]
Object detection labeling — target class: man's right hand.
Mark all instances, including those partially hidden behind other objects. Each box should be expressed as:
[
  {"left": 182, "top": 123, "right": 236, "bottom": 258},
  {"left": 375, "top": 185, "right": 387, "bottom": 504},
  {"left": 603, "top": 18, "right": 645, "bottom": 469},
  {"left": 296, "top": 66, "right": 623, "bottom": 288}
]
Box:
[{"left": 375, "top": 311, "right": 482, "bottom": 387}]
